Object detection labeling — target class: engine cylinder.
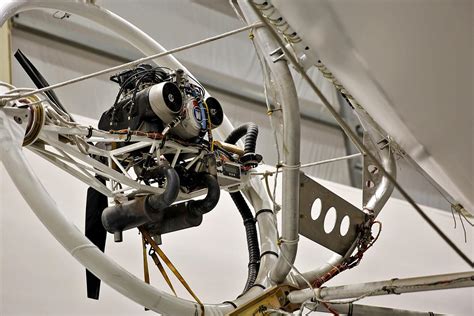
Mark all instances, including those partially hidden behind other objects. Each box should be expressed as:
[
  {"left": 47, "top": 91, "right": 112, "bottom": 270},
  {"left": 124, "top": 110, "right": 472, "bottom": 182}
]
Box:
[
  {"left": 148, "top": 82, "right": 183, "bottom": 124},
  {"left": 171, "top": 99, "right": 203, "bottom": 139},
  {"left": 205, "top": 97, "right": 223, "bottom": 129}
]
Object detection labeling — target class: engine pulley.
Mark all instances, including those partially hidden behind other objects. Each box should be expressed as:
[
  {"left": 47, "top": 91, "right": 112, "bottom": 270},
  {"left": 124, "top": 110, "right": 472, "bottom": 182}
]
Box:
[{"left": 23, "top": 99, "right": 45, "bottom": 146}]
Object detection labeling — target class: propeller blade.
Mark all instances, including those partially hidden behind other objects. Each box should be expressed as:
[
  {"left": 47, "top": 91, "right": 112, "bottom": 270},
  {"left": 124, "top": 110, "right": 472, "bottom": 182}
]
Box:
[
  {"left": 14, "top": 49, "right": 70, "bottom": 118},
  {"left": 85, "top": 177, "right": 108, "bottom": 300}
]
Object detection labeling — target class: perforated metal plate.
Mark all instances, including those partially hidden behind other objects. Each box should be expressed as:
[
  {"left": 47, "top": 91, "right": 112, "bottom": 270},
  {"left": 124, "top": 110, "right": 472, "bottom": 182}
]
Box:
[
  {"left": 362, "top": 133, "right": 385, "bottom": 208},
  {"left": 299, "top": 173, "right": 365, "bottom": 255}
]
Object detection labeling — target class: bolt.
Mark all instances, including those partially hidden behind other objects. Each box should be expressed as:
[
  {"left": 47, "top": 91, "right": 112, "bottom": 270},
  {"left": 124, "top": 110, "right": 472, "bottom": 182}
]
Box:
[{"left": 14, "top": 116, "right": 22, "bottom": 124}]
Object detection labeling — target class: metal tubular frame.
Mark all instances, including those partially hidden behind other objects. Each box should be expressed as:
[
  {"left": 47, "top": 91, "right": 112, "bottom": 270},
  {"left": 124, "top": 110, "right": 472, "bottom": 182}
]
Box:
[
  {"left": 362, "top": 132, "right": 397, "bottom": 217},
  {"left": 1, "top": 0, "right": 471, "bottom": 315},
  {"left": 1, "top": 107, "right": 232, "bottom": 315},
  {"left": 246, "top": 0, "right": 396, "bottom": 289},
  {"left": 312, "top": 303, "right": 443, "bottom": 316},
  {"left": 288, "top": 271, "right": 474, "bottom": 304},
  {"left": 238, "top": 0, "right": 301, "bottom": 285},
  {"left": 0, "top": 0, "right": 274, "bottom": 314},
  {"left": 249, "top": 0, "right": 473, "bottom": 268},
  {"left": 29, "top": 128, "right": 205, "bottom": 199}
]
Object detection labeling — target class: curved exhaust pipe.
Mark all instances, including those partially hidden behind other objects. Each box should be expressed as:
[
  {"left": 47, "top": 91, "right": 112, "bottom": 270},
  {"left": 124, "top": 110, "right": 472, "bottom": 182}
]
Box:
[
  {"left": 101, "top": 165, "right": 180, "bottom": 234},
  {"left": 102, "top": 171, "right": 220, "bottom": 237},
  {"left": 144, "top": 173, "right": 220, "bottom": 235}
]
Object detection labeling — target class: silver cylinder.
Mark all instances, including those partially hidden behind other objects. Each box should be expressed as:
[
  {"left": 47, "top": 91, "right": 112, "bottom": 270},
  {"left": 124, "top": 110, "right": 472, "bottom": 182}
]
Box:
[{"left": 148, "top": 82, "right": 182, "bottom": 124}]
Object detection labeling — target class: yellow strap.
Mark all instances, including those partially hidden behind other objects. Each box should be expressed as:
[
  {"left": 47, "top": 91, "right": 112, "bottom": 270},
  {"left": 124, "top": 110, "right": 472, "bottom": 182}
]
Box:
[
  {"left": 149, "top": 250, "right": 177, "bottom": 297},
  {"left": 142, "top": 233, "right": 177, "bottom": 296},
  {"left": 142, "top": 236, "right": 150, "bottom": 311},
  {"left": 142, "top": 236, "right": 150, "bottom": 285},
  {"left": 139, "top": 228, "right": 205, "bottom": 315}
]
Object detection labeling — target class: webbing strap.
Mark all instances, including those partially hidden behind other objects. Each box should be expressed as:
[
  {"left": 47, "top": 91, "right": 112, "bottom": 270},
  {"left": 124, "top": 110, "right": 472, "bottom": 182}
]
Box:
[
  {"left": 142, "top": 236, "right": 150, "bottom": 311},
  {"left": 142, "top": 236, "right": 150, "bottom": 285},
  {"left": 142, "top": 233, "right": 176, "bottom": 296},
  {"left": 139, "top": 228, "right": 205, "bottom": 315},
  {"left": 149, "top": 250, "right": 177, "bottom": 297}
]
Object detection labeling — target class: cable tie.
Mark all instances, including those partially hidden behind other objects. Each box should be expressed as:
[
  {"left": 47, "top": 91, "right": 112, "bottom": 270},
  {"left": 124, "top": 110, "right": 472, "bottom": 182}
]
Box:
[
  {"left": 278, "top": 236, "right": 300, "bottom": 246},
  {"left": 222, "top": 301, "right": 237, "bottom": 309},
  {"left": 249, "top": 283, "right": 266, "bottom": 290},
  {"left": 281, "top": 162, "right": 301, "bottom": 170},
  {"left": 260, "top": 250, "right": 279, "bottom": 259},
  {"left": 255, "top": 209, "right": 274, "bottom": 219}
]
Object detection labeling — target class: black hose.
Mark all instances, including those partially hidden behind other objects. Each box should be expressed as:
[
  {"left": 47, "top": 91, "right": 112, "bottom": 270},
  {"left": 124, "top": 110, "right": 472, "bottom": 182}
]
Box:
[
  {"left": 231, "top": 192, "right": 261, "bottom": 294},
  {"left": 225, "top": 123, "right": 262, "bottom": 294},
  {"left": 224, "top": 123, "right": 259, "bottom": 154},
  {"left": 188, "top": 174, "right": 220, "bottom": 215}
]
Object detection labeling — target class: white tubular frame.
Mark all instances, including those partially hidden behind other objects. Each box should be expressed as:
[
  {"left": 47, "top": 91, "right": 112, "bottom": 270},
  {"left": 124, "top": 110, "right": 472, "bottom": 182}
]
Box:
[
  {"left": 0, "top": 0, "right": 276, "bottom": 314},
  {"left": 4, "top": 0, "right": 457, "bottom": 314},
  {"left": 238, "top": 0, "right": 302, "bottom": 285},
  {"left": 30, "top": 125, "right": 206, "bottom": 199},
  {"left": 288, "top": 271, "right": 474, "bottom": 304},
  {"left": 0, "top": 109, "right": 232, "bottom": 315}
]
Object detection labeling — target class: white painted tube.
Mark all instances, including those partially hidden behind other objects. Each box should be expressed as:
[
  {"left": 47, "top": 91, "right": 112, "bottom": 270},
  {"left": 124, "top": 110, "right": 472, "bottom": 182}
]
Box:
[
  {"left": 0, "top": 0, "right": 275, "bottom": 311},
  {"left": 0, "top": 108, "right": 231, "bottom": 315},
  {"left": 238, "top": 0, "right": 301, "bottom": 284},
  {"left": 288, "top": 271, "right": 474, "bottom": 304}
]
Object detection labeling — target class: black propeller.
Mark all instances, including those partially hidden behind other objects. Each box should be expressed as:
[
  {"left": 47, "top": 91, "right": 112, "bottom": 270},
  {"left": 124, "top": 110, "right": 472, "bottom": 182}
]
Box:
[
  {"left": 14, "top": 49, "right": 70, "bottom": 117},
  {"left": 15, "top": 51, "right": 108, "bottom": 299},
  {"left": 85, "top": 177, "right": 108, "bottom": 299}
]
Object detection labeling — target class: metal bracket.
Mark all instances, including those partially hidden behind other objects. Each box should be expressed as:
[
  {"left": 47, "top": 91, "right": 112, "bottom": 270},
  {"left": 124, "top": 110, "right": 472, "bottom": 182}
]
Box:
[
  {"left": 2, "top": 107, "right": 29, "bottom": 126},
  {"left": 270, "top": 47, "right": 286, "bottom": 63},
  {"left": 226, "top": 285, "right": 299, "bottom": 316},
  {"left": 362, "top": 132, "right": 396, "bottom": 216},
  {"left": 299, "top": 173, "right": 365, "bottom": 255},
  {"left": 362, "top": 134, "right": 384, "bottom": 208}
]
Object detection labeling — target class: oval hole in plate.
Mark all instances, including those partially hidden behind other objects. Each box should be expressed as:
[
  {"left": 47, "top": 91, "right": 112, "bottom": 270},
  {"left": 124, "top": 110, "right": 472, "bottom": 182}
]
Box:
[
  {"left": 311, "top": 198, "right": 322, "bottom": 220},
  {"left": 324, "top": 207, "right": 337, "bottom": 234},
  {"left": 340, "top": 215, "right": 350, "bottom": 236}
]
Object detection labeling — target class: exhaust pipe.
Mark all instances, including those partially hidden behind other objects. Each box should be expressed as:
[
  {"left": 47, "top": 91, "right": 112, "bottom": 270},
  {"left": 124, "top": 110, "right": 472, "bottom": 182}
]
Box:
[
  {"left": 101, "top": 165, "right": 180, "bottom": 234},
  {"left": 102, "top": 171, "right": 220, "bottom": 237}
]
